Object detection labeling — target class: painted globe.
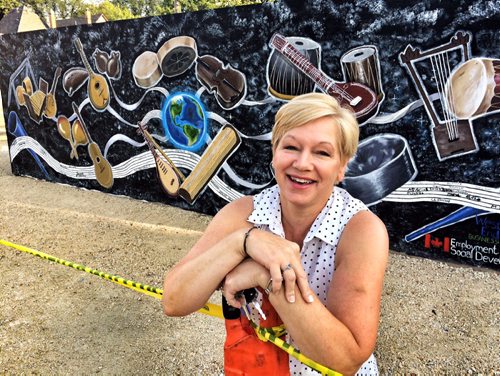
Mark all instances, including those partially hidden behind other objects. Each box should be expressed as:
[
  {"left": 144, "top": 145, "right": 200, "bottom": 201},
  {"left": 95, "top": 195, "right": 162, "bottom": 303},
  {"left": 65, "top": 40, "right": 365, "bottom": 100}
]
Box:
[{"left": 162, "top": 92, "right": 207, "bottom": 152}]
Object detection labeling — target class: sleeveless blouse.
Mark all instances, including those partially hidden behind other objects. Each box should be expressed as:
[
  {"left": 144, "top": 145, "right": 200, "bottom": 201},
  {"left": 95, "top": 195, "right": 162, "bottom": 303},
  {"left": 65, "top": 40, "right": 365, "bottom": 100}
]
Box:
[{"left": 247, "top": 185, "right": 379, "bottom": 375}]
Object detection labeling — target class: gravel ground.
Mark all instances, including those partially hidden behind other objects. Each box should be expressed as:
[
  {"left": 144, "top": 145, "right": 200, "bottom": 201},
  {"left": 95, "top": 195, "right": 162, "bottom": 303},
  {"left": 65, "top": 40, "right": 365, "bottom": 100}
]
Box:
[{"left": 0, "top": 143, "right": 499, "bottom": 375}]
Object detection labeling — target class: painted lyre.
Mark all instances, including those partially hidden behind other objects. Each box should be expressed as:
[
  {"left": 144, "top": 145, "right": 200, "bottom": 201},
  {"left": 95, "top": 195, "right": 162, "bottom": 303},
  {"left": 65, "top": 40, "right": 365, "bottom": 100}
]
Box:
[{"left": 399, "top": 31, "right": 479, "bottom": 161}]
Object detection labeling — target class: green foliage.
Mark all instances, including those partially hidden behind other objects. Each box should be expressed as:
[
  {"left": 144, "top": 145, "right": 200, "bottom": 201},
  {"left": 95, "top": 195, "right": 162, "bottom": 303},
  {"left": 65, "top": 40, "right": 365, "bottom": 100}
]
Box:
[
  {"left": 112, "top": 0, "right": 267, "bottom": 17},
  {"left": 0, "top": 0, "right": 270, "bottom": 22},
  {"left": 0, "top": 0, "right": 87, "bottom": 18},
  {"left": 0, "top": 0, "right": 44, "bottom": 18},
  {"left": 0, "top": 0, "right": 20, "bottom": 17},
  {"left": 53, "top": 0, "right": 87, "bottom": 18},
  {"left": 89, "top": 0, "right": 134, "bottom": 20},
  {"left": 178, "top": 0, "right": 267, "bottom": 12}
]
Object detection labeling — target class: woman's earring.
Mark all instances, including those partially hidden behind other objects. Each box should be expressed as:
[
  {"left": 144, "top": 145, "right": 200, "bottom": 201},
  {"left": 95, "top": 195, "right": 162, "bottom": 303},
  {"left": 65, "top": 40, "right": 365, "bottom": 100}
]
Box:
[{"left": 269, "top": 162, "right": 275, "bottom": 179}]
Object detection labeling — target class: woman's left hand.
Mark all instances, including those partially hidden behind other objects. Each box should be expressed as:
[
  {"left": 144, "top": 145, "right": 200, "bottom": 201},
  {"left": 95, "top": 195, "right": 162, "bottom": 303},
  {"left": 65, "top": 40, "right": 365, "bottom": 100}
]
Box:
[
  {"left": 222, "top": 258, "right": 270, "bottom": 308},
  {"left": 243, "top": 228, "right": 314, "bottom": 304}
]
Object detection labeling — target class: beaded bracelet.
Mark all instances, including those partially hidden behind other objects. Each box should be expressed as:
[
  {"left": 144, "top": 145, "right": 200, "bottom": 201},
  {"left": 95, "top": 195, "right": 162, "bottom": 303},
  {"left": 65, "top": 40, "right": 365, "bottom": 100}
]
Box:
[{"left": 243, "top": 226, "right": 258, "bottom": 257}]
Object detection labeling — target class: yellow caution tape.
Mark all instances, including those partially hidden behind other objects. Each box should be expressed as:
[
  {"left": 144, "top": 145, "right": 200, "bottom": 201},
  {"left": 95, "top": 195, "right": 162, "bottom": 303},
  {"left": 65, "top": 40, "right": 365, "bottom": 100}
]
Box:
[
  {"left": 0, "top": 239, "right": 342, "bottom": 375},
  {"left": 0, "top": 239, "right": 222, "bottom": 318},
  {"left": 249, "top": 320, "right": 342, "bottom": 376}
]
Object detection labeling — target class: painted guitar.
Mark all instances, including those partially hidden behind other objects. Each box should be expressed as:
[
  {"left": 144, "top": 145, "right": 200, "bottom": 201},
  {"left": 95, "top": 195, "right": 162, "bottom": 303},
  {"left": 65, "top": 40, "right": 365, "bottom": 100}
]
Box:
[
  {"left": 270, "top": 33, "right": 378, "bottom": 123},
  {"left": 74, "top": 38, "right": 110, "bottom": 112},
  {"left": 137, "top": 122, "right": 184, "bottom": 197},
  {"left": 44, "top": 67, "right": 62, "bottom": 118},
  {"left": 71, "top": 102, "right": 114, "bottom": 189}
]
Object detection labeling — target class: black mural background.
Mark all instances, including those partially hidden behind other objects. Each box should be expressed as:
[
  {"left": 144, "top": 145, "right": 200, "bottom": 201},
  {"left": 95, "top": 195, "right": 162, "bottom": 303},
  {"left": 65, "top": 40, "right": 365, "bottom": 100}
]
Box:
[{"left": 1, "top": 0, "right": 499, "bottom": 268}]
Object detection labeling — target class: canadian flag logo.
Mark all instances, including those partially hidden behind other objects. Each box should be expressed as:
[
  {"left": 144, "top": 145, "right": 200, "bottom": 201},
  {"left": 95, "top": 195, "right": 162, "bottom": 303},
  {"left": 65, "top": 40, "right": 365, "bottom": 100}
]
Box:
[{"left": 424, "top": 234, "right": 450, "bottom": 252}]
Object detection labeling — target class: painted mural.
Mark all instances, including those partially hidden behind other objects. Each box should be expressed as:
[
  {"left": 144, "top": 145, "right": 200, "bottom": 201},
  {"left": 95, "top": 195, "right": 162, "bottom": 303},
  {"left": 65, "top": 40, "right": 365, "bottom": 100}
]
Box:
[{"left": 0, "top": 0, "right": 498, "bottom": 269}]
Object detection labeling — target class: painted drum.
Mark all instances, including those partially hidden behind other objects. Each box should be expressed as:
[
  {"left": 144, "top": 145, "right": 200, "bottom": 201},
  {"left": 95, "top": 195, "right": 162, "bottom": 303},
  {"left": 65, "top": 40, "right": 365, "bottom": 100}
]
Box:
[
  {"left": 267, "top": 36, "right": 320, "bottom": 100},
  {"left": 341, "top": 45, "right": 384, "bottom": 102},
  {"left": 341, "top": 133, "right": 418, "bottom": 206},
  {"left": 132, "top": 51, "right": 162, "bottom": 89},
  {"left": 446, "top": 58, "right": 500, "bottom": 119}
]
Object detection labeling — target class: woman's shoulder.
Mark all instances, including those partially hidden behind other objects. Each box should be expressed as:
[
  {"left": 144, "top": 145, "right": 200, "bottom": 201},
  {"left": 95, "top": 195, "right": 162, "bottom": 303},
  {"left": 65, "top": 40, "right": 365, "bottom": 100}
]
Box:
[
  {"left": 339, "top": 209, "right": 389, "bottom": 259},
  {"left": 216, "top": 195, "right": 254, "bottom": 220},
  {"left": 195, "top": 196, "right": 254, "bottom": 250},
  {"left": 347, "top": 209, "right": 387, "bottom": 235},
  {"left": 212, "top": 186, "right": 280, "bottom": 229}
]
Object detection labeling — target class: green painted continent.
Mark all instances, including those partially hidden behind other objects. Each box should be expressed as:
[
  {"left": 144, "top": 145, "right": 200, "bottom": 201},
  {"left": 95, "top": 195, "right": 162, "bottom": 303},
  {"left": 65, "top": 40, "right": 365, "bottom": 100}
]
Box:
[{"left": 183, "top": 124, "right": 201, "bottom": 146}]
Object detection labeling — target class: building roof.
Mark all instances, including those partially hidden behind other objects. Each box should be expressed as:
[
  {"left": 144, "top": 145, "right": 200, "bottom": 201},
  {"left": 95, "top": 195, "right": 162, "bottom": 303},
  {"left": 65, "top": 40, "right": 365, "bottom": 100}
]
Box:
[
  {"left": 0, "top": 6, "right": 107, "bottom": 35},
  {"left": 55, "top": 14, "right": 107, "bottom": 28},
  {"left": 0, "top": 6, "right": 48, "bottom": 34}
]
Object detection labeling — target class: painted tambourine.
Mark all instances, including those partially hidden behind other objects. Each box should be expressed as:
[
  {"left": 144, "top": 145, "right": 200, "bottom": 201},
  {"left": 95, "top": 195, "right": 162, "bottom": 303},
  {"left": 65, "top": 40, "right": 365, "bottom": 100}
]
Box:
[
  {"left": 132, "top": 36, "right": 198, "bottom": 88},
  {"left": 157, "top": 36, "right": 198, "bottom": 77}
]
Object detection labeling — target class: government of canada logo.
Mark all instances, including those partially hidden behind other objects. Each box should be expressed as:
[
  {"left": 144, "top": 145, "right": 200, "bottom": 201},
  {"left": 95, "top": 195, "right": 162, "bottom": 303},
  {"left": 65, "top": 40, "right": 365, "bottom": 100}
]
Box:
[{"left": 424, "top": 234, "right": 450, "bottom": 252}]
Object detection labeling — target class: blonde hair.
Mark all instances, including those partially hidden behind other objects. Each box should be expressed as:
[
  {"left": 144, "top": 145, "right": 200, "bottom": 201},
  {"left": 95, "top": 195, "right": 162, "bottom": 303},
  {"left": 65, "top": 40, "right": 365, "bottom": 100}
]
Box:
[{"left": 272, "top": 93, "right": 359, "bottom": 163}]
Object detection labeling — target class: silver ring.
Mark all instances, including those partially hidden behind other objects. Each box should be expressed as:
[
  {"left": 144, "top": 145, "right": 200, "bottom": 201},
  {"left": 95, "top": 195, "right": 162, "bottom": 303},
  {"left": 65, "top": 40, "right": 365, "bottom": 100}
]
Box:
[
  {"left": 281, "top": 263, "right": 292, "bottom": 273},
  {"left": 264, "top": 278, "right": 273, "bottom": 295}
]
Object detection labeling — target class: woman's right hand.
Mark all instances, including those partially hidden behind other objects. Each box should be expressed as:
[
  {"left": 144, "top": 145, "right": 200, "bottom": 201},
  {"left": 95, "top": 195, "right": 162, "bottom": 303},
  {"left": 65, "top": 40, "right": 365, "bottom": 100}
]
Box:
[
  {"left": 222, "top": 258, "right": 270, "bottom": 308},
  {"left": 243, "top": 227, "right": 314, "bottom": 304}
]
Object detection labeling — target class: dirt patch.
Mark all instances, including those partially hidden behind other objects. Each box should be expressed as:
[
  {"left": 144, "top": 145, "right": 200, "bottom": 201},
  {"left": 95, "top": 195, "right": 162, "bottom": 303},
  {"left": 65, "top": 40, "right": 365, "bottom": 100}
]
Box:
[{"left": 0, "top": 146, "right": 498, "bottom": 374}]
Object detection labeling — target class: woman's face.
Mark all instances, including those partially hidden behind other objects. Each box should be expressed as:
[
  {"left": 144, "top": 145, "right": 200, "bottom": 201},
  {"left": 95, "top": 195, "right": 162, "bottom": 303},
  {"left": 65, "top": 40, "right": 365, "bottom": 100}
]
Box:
[{"left": 272, "top": 116, "right": 347, "bottom": 211}]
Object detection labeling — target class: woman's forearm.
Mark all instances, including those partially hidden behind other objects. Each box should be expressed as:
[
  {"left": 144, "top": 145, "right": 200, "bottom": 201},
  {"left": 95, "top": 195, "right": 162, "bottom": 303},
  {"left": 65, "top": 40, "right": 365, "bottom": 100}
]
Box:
[
  {"left": 162, "top": 229, "right": 246, "bottom": 316},
  {"left": 267, "top": 288, "right": 373, "bottom": 375}
]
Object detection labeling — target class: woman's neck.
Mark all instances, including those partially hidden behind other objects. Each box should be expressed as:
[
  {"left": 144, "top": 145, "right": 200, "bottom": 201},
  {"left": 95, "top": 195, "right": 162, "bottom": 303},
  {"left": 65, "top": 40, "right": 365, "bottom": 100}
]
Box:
[{"left": 280, "top": 201, "right": 324, "bottom": 247}]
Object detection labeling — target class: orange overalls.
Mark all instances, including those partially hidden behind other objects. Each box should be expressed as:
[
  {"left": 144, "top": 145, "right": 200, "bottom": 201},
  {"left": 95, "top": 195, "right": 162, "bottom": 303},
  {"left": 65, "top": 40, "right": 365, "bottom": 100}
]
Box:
[{"left": 223, "top": 289, "right": 290, "bottom": 375}]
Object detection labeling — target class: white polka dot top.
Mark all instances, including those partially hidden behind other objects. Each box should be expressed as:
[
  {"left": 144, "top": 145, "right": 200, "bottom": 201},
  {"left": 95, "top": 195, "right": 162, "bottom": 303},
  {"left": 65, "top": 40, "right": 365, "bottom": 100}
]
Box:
[{"left": 248, "top": 185, "right": 379, "bottom": 376}]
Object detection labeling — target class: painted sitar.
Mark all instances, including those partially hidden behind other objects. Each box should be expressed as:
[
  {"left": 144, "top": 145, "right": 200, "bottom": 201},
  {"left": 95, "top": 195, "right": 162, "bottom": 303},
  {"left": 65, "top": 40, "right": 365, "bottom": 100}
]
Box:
[
  {"left": 136, "top": 122, "right": 184, "bottom": 197},
  {"left": 270, "top": 33, "right": 378, "bottom": 123}
]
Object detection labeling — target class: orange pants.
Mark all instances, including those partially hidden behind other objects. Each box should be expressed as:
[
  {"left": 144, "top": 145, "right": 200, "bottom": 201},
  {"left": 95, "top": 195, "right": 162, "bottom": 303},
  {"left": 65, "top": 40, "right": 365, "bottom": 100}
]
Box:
[{"left": 223, "top": 293, "right": 289, "bottom": 375}]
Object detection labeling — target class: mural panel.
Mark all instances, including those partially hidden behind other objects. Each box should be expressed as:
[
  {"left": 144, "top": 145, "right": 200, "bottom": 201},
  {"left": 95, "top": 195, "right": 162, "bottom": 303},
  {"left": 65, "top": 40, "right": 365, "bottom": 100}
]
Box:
[{"left": 1, "top": 0, "right": 498, "bottom": 268}]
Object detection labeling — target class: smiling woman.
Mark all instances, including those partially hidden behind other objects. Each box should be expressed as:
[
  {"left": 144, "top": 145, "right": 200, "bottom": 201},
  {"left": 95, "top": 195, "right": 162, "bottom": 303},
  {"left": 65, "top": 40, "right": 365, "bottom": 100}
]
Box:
[
  {"left": 162, "top": 93, "right": 389, "bottom": 375},
  {"left": 270, "top": 94, "right": 360, "bottom": 222},
  {"left": 272, "top": 118, "right": 347, "bottom": 220}
]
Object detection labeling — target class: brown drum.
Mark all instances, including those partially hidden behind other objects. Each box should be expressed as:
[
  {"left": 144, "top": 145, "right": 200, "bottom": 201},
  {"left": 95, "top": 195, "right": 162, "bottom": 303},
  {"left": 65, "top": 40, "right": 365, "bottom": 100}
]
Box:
[
  {"left": 267, "top": 36, "right": 320, "bottom": 100},
  {"left": 446, "top": 58, "right": 500, "bottom": 119},
  {"left": 132, "top": 51, "right": 162, "bottom": 88},
  {"left": 341, "top": 46, "right": 384, "bottom": 102}
]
